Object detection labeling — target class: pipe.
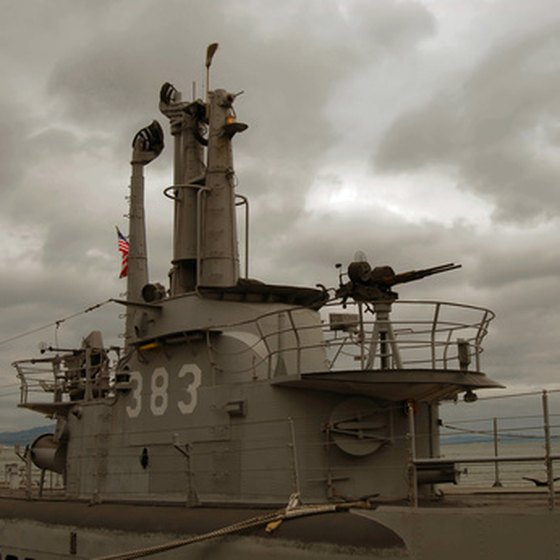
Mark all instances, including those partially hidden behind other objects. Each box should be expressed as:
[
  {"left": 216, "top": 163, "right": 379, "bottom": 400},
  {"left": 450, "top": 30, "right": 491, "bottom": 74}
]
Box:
[{"left": 125, "top": 121, "right": 164, "bottom": 345}]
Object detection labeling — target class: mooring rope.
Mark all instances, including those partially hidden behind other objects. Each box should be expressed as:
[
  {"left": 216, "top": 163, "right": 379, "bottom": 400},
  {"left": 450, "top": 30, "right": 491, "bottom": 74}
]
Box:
[{"left": 93, "top": 496, "right": 375, "bottom": 560}]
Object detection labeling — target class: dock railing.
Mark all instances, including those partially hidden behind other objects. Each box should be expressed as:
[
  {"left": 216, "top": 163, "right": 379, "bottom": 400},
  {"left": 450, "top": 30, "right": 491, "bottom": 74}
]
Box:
[{"left": 409, "top": 389, "right": 560, "bottom": 510}]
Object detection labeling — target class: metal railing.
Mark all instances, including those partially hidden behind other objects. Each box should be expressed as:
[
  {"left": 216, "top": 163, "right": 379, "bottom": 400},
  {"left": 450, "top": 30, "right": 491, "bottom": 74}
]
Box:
[
  {"left": 14, "top": 352, "right": 111, "bottom": 407},
  {"left": 242, "top": 299, "right": 494, "bottom": 376},
  {"left": 321, "top": 299, "right": 494, "bottom": 372},
  {"left": 14, "top": 298, "right": 495, "bottom": 407},
  {"left": 409, "top": 389, "right": 560, "bottom": 510}
]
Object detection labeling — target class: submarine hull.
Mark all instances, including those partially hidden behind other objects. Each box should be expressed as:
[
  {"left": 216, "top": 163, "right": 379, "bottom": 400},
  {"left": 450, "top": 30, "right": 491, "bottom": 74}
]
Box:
[{"left": 2, "top": 497, "right": 560, "bottom": 560}]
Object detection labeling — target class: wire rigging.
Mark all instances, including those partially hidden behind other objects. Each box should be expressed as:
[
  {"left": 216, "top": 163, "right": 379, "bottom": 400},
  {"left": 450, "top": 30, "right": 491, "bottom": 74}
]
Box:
[{"left": 0, "top": 299, "right": 114, "bottom": 349}]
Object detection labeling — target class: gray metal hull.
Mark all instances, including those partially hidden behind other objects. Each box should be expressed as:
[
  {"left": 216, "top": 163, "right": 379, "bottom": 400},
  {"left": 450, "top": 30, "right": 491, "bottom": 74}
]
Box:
[
  {"left": 0, "top": 498, "right": 406, "bottom": 559},
  {"left": 3, "top": 496, "right": 560, "bottom": 560},
  {"left": 364, "top": 504, "right": 560, "bottom": 560}
]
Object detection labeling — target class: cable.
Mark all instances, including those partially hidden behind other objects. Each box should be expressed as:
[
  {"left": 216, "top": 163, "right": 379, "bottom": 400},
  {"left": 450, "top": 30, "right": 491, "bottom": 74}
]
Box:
[
  {"left": 0, "top": 299, "right": 113, "bottom": 348},
  {"left": 0, "top": 383, "right": 20, "bottom": 389}
]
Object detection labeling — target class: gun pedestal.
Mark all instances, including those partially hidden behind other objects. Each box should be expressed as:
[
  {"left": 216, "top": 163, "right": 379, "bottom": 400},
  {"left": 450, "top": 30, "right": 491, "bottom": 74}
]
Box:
[{"left": 365, "top": 300, "right": 402, "bottom": 370}]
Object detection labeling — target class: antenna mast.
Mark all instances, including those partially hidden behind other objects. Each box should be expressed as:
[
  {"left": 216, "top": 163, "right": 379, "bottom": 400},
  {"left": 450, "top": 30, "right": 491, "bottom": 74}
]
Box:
[{"left": 205, "top": 43, "right": 219, "bottom": 106}]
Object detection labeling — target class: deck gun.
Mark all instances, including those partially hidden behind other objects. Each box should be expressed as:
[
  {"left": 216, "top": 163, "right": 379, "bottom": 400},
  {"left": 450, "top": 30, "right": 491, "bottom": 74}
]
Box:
[{"left": 337, "top": 261, "right": 461, "bottom": 303}]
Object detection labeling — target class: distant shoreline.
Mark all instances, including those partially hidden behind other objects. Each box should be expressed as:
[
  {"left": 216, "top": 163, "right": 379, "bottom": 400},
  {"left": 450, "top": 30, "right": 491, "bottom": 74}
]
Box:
[{"left": 0, "top": 425, "right": 54, "bottom": 446}]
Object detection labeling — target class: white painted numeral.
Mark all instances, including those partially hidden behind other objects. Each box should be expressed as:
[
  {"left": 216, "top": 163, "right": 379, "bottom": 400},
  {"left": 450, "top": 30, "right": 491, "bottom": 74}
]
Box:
[
  {"left": 126, "top": 371, "right": 142, "bottom": 418},
  {"left": 150, "top": 367, "right": 169, "bottom": 416},
  {"left": 125, "top": 364, "right": 201, "bottom": 418},
  {"left": 178, "top": 364, "right": 202, "bottom": 415}
]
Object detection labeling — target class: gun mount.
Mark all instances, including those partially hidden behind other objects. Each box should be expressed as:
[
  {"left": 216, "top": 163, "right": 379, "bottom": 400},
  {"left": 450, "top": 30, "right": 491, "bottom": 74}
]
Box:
[
  {"left": 337, "top": 260, "right": 461, "bottom": 304},
  {"left": 334, "top": 259, "right": 462, "bottom": 370}
]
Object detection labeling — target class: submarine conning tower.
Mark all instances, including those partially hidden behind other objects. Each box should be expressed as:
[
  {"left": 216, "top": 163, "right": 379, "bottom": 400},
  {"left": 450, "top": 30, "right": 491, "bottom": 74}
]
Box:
[
  {"left": 159, "top": 79, "right": 247, "bottom": 294},
  {"left": 13, "top": 46, "right": 504, "bottom": 508}
]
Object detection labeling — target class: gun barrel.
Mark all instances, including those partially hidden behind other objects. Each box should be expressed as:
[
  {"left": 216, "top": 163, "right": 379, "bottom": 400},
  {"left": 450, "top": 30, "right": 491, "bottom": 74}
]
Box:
[{"left": 388, "top": 263, "right": 461, "bottom": 286}]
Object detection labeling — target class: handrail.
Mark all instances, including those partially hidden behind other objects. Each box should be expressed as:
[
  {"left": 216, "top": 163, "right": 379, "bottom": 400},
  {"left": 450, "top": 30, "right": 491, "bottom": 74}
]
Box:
[
  {"left": 235, "top": 193, "right": 249, "bottom": 279},
  {"left": 15, "top": 299, "right": 494, "bottom": 406},
  {"left": 165, "top": 184, "right": 250, "bottom": 282},
  {"left": 430, "top": 302, "right": 441, "bottom": 369}
]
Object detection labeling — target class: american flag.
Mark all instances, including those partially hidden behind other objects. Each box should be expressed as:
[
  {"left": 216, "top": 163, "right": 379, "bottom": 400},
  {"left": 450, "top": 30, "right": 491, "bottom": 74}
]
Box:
[{"left": 116, "top": 227, "right": 129, "bottom": 278}]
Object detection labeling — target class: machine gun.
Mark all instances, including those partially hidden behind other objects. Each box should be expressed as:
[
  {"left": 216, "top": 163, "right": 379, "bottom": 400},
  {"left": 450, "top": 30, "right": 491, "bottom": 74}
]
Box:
[{"left": 337, "top": 260, "right": 461, "bottom": 303}]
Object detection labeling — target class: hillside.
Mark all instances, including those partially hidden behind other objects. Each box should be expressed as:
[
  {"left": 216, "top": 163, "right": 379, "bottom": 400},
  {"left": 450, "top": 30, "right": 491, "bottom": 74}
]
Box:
[{"left": 0, "top": 425, "right": 54, "bottom": 446}]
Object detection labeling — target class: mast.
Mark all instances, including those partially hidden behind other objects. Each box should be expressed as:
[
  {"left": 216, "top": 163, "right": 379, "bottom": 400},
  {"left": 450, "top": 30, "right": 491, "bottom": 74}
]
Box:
[
  {"left": 159, "top": 84, "right": 206, "bottom": 295},
  {"left": 160, "top": 44, "right": 248, "bottom": 290},
  {"left": 199, "top": 88, "right": 247, "bottom": 287}
]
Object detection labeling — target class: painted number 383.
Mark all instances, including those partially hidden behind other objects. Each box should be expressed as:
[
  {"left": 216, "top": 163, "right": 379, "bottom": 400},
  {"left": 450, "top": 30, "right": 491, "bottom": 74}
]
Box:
[{"left": 125, "top": 364, "right": 202, "bottom": 418}]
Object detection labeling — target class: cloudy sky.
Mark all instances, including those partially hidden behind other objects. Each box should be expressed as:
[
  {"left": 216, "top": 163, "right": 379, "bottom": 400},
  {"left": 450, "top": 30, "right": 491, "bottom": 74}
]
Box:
[{"left": 1, "top": 0, "right": 560, "bottom": 430}]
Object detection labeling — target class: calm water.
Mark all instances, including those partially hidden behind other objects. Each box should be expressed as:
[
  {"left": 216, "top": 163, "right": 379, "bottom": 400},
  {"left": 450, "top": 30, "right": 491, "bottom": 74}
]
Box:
[
  {"left": 0, "top": 441, "right": 556, "bottom": 491},
  {"left": 440, "top": 439, "right": 557, "bottom": 488}
]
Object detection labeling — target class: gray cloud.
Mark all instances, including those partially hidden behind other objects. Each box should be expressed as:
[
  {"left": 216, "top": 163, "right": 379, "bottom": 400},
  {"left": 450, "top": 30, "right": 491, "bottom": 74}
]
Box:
[
  {"left": 375, "top": 21, "right": 560, "bottom": 224},
  {"left": 0, "top": 107, "right": 30, "bottom": 194}
]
